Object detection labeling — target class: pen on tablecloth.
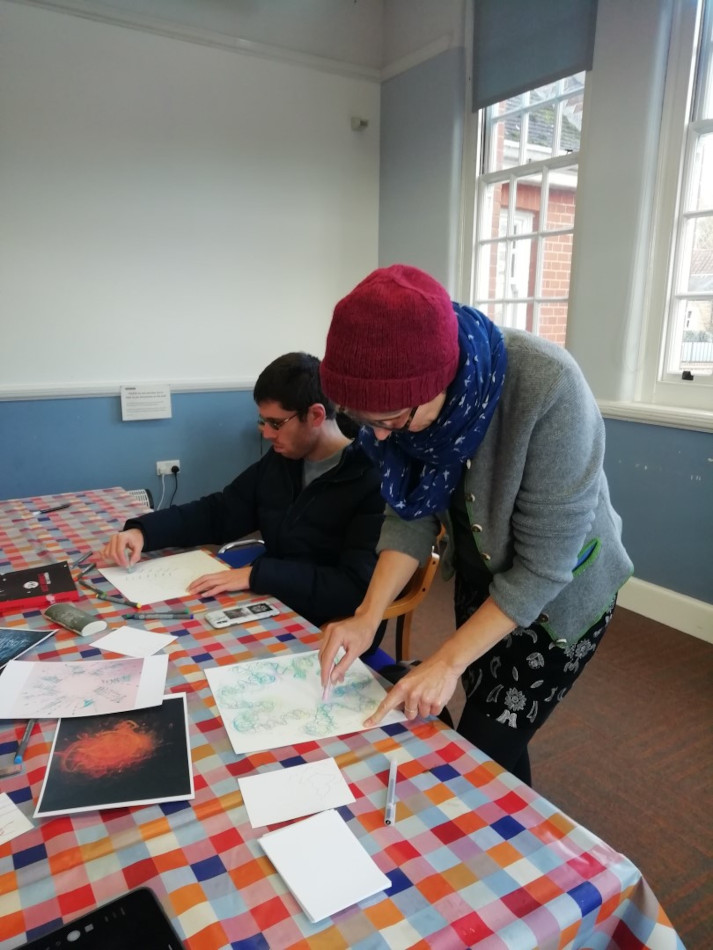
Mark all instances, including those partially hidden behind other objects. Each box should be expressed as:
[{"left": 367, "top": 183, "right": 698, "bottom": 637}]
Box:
[
  {"left": 384, "top": 759, "right": 398, "bottom": 825},
  {"left": 71, "top": 551, "right": 93, "bottom": 569},
  {"left": 34, "top": 503, "right": 71, "bottom": 516},
  {"left": 122, "top": 611, "right": 193, "bottom": 621},
  {"left": 78, "top": 578, "right": 141, "bottom": 609},
  {"left": 13, "top": 720, "right": 36, "bottom": 767}
]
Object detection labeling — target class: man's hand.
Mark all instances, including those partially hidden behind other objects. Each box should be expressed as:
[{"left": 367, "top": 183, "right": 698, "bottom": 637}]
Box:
[
  {"left": 364, "top": 653, "right": 460, "bottom": 727},
  {"left": 97, "top": 528, "right": 145, "bottom": 568},
  {"left": 319, "top": 614, "right": 378, "bottom": 688},
  {"left": 187, "top": 566, "right": 252, "bottom": 598}
]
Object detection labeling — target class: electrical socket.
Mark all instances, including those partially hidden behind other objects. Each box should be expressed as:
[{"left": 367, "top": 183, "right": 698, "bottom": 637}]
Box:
[{"left": 156, "top": 459, "right": 181, "bottom": 476}]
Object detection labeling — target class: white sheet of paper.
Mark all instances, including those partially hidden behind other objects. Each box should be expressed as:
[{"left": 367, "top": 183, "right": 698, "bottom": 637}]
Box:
[
  {"left": 98, "top": 549, "right": 228, "bottom": 604},
  {"left": 260, "top": 808, "right": 390, "bottom": 922},
  {"left": 239, "top": 758, "right": 355, "bottom": 828},
  {"left": 206, "top": 650, "right": 406, "bottom": 755},
  {"left": 0, "top": 655, "right": 168, "bottom": 718},
  {"left": 0, "top": 792, "right": 34, "bottom": 845},
  {"left": 92, "top": 625, "right": 177, "bottom": 657}
]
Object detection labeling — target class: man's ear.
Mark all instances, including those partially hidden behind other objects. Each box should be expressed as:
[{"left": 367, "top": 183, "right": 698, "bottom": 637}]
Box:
[{"left": 308, "top": 403, "right": 327, "bottom": 426}]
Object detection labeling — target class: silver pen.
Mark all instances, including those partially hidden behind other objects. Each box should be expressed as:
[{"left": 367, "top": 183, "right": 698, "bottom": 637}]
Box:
[{"left": 384, "top": 759, "right": 398, "bottom": 825}]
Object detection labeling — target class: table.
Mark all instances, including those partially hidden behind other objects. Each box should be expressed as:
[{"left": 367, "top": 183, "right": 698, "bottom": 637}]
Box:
[{"left": 0, "top": 488, "right": 683, "bottom": 949}]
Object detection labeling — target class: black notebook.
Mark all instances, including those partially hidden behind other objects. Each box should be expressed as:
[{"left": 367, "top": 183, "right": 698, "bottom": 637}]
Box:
[{"left": 0, "top": 561, "right": 79, "bottom": 614}]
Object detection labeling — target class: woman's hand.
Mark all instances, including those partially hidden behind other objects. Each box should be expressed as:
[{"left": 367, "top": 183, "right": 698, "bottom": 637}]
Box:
[
  {"left": 97, "top": 528, "right": 145, "bottom": 568},
  {"left": 319, "top": 614, "right": 378, "bottom": 688},
  {"left": 365, "top": 653, "right": 461, "bottom": 726},
  {"left": 187, "top": 566, "right": 252, "bottom": 598}
]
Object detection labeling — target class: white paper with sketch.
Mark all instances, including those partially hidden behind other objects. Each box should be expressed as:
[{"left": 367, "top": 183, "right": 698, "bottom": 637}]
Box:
[
  {"left": 206, "top": 650, "right": 406, "bottom": 755},
  {"left": 92, "top": 625, "right": 177, "bottom": 658},
  {"left": 0, "top": 793, "right": 34, "bottom": 846},
  {"left": 0, "top": 655, "right": 168, "bottom": 719},
  {"left": 259, "top": 808, "right": 391, "bottom": 922},
  {"left": 98, "top": 550, "right": 228, "bottom": 604},
  {"left": 239, "top": 758, "right": 355, "bottom": 828}
]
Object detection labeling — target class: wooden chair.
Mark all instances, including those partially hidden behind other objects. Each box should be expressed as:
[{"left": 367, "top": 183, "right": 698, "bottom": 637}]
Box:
[{"left": 385, "top": 541, "right": 441, "bottom": 662}]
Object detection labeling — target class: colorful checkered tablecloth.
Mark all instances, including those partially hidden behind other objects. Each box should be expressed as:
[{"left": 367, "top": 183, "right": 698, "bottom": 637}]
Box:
[{"left": 0, "top": 489, "right": 683, "bottom": 949}]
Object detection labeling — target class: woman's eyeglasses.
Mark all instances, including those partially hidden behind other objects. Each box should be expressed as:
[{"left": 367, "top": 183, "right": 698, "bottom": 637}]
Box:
[
  {"left": 338, "top": 405, "right": 418, "bottom": 432},
  {"left": 257, "top": 412, "right": 299, "bottom": 431}
]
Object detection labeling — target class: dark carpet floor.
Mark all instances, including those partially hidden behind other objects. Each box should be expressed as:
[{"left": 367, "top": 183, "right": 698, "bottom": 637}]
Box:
[{"left": 379, "top": 573, "right": 713, "bottom": 950}]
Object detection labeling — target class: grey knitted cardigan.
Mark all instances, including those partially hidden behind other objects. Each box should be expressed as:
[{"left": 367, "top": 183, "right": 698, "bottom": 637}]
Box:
[{"left": 376, "top": 329, "right": 633, "bottom": 647}]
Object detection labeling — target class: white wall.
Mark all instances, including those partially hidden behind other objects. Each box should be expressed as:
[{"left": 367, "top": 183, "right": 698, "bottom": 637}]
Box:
[{"left": 0, "top": 1, "right": 380, "bottom": 395}]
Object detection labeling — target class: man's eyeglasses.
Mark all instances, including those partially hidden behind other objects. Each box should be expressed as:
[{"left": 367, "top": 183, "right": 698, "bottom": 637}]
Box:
[
  {"left": 339, "top": 405, "right": 418, "bottom": 432},
  {"left": 257, "top": 412, "right": 299, "bottom": 432}
]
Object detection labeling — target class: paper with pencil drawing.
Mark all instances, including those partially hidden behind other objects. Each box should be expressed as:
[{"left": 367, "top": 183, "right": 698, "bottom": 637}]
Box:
[
  {"left": 0, "top": 655, "right": 168, "bottom": 719},
  {"left": 206, "top": 650, "right": 405, "bottom": 755},
  {"left": 98, "top": 550, "right": 228, "bottom": 604},
  {"left": 239, "top": 758, "right": 355, "bottom": 828}
]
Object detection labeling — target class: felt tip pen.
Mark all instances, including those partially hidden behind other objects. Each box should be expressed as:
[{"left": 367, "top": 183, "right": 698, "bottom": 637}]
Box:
[
  {"left": 35, "top": 503, "right": 71, "bottom": 515},
  {"left": 123, "top": 611, "right": 193, "bottom": 620},
  {"left": 71, "top": 551, "right": 93, "bottom": 569},
  {"left": 14, "top": 720, "right": 36, "bottom": 766},
  {"left": 384, "top": 759, "right": 398, "bottom": 825}
]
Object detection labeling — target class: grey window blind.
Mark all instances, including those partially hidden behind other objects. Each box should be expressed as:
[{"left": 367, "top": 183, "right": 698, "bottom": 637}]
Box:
[{"left": 472, "top": 0, "right": 598, "bottom": 110}]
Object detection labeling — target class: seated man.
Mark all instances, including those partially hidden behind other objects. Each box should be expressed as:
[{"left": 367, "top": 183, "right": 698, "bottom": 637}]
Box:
[{"left": 98, "top": 352, "right": 385, "bottom": 628}]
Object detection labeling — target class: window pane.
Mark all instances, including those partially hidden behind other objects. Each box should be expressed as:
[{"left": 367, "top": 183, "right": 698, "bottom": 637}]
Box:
[
  {"left": 481, "top": 182, "right": 509, "bottom": 238},
  {"left": 559, "top": 94, "right": 584, "bottom": 154},
  {"left": 538, "top": 301, "right": 569, "bottom": 345},
  {"left": 545, "top": 166, "right": 578, "bottom": 230},
  {"left": 526, "top": 106, "right": 556, "bottom": 159},
  {"left": 687, "top": 134, "right": 713, "bottom": 212},
  {"left": 683, "top": 215, "right": 713, "bottom": 293},
  {"left": 475, "top": 241, "right": 500, "bottom": 302},
  {"left": 490, "top": 117, "right": 521, "bottom": 171},
  {"left": 542, "top": 235, "right": 573, "bottom": 298},
  {"left": 670, "top": 299, "right": 713, "bottom": 375}
]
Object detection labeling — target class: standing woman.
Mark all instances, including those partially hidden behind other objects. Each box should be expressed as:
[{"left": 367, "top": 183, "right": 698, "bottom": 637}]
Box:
[{"left": 318, "top": 264, "right": 633, "bottom": 784}]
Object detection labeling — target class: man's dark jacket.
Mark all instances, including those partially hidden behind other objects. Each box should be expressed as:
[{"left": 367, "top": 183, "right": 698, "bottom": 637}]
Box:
[{"left": 124, "top": 443, "right": 384, "bottom": 627}]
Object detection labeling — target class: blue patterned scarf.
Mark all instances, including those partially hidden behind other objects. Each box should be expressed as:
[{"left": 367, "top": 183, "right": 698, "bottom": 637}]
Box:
[{"left": 358, "top": 304, "right": 507, "bottom": 520}]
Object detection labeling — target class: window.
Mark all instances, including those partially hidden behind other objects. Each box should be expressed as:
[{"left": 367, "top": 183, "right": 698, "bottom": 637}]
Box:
[
  {"left": 467, "top": 73, "right": 585, "bottom": 346},
  {"left": 642, "top": 0, "right": 713, "bottom": 413}
]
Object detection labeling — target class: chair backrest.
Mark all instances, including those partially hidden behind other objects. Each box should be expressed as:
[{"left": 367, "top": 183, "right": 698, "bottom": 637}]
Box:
[
  {"left": 126, "top": 488, "right": 154, "bottom": 510},
  {"left": 382, "top": 548, "right": 440, "bottom": 622},
  {"left": 217, "top": 538, "right": 266, "bottom": 568}
]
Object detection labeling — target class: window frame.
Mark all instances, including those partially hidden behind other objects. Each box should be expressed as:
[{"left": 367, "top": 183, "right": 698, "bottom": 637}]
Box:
[{"left": 639, "top": 0, "right": 713, "bottom": 413}]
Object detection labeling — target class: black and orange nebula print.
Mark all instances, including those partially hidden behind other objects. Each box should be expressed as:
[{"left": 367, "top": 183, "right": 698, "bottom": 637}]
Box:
[
  {"left": 37, "top": 696, "right": 192, "bottom": 815},
  {"left": 56, "top": 720, "right": 161, "bottom": 779}
]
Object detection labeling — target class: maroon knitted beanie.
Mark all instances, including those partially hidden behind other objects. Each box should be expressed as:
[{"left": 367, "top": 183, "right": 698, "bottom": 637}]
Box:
[{"left": 321, "top": 264, "right": 459, "bottom": 412}]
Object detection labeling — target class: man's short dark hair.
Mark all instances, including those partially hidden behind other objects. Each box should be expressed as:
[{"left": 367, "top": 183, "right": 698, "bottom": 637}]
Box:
[{"left": 253, "top": 352, "right": 337, "bottom": 419}]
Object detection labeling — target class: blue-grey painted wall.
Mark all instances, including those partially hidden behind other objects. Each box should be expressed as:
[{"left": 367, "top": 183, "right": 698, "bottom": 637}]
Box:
[
  {"left": 0, "top": 391, "right": 262, "bottom": 508},
  {"left": 379, "top": 47, "right": 465, "bottom": 292},
  {"left": 603, "top": 420, "right": 712, "bottom": 604}
]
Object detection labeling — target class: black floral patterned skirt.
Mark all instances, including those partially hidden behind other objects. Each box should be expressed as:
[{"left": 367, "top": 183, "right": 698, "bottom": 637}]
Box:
[{"left": 455, "top": 574, "right": 616, "bottom": 730}]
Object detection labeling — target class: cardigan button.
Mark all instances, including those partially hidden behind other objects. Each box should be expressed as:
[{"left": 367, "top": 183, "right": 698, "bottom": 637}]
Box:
[
  {"left": 466, "top": 493, "right": 476, "bottom": 503},
  {"left": 471, "top": 523, "right": 482, "bottom": 533},
  {"left": 537, "top": 612, "right": 550, "bottom": 623},
  {"left": 555, "top": 637, "right": 567, "bottom": 646},
  {"left": 482, "top": 552, "right": 491, "bottom": 561},
  {"left": 465, "top": 459, "right": 472, "bottom": 469}
]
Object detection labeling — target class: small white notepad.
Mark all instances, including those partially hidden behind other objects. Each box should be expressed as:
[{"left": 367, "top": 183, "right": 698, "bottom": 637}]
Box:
[
  {"left": 239, "top": 758, "right": 355, "bottom": 828},
  {"left": 259, "top": 809, "right": 390, "bottom": 922}
]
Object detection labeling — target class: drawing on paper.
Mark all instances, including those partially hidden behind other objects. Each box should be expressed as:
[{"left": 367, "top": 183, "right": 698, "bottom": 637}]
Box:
[{"left": 206, "top": 650, "right": 405, "bottom": 755}]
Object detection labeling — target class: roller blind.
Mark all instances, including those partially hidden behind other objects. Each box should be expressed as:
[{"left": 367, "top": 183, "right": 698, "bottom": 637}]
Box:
[{"left": 472, "top": 0, "right": 598, "bottom": 110}]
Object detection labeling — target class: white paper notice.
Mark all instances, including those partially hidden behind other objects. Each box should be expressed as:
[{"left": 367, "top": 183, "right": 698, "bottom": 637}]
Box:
[
  {"left": 120, "top": 384, "right": 172, "bottom": 421},
  {"left": 239, "top": 758, "right": 355, "bottom": 828},
  {"left": 0, "top": 793, "right": 34, "bottom": 846},
  {"left": 92, "top": 625, "right": 177, "bottom": 658},
  {"left": 206, "top": 650, "right": 406, "bottom": 755},
  {"left": 98, "top": 550, "right": 228, "bottom": 604},
  {"left": 0, "top": 655, "right": 168, "bottom": 719},
  {"left": 260, "top": 809, "right": 390, "bottom": 922}
]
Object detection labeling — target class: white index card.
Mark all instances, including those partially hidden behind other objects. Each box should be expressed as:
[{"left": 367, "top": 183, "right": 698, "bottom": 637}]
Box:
[{"left": 239, "top": 758, "right": 355, "bottom": 828}]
